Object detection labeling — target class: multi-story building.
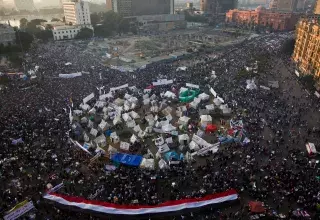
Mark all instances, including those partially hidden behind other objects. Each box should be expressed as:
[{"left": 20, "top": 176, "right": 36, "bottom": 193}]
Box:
[
  {"left": 106, "top": 0, "right": 113, "bottom": 11},
  {"left": 110, "top": 0, "right": 174, "bottom": 17},
  {"left": 269, "top": 0, "right": 297, "bottom": 11},
  {"left": 186, "top": 2, "right": 194, "bottom": 9},
  {"left": 226, "top": 6, "right": 302, "bottom": 30},
  {"left": 52, "top": 25, "right": 93, "bottom": 40},
  {"left": 293, "top": 18, "right": 320, "bottom": 79},
  {"left": 63, "top": 0, "right": 91, "bottom": 25},
  {"left": 200, "top": 0, "right": 237, "bottom": 15},
  {"left": 0, "top": 24, "right": 16, "bottom": 46},
  {"left": 315, "top": 0, "right": 320, "bottom": 14}
]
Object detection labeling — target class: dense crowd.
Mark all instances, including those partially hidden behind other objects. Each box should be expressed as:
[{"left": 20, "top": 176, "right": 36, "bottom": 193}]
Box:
[{"left": 0, "top": 32, "right": 319, "bottom": 220}]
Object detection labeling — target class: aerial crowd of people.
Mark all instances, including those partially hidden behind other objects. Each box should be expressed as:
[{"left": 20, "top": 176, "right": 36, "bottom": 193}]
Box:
[{"left": 0, "top": 32, "right": 319, "bottom": 220}]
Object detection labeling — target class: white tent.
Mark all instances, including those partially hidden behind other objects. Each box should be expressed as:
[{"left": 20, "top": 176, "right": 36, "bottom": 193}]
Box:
[
  {"left": 83, "top": 132, "right": 90, "bottom": 142},
  {"left": 88, "top": 107, "right": 96, "bottom": 115},
  {"left": 87, "top": 120, "right": 94, "bottom": 128},
  {"left": 90, "top": 128, "right": 98, "bottom": 137},
  {"left": 98, "top": 120, "right": 109, "bottom": 131},
  {"left": 143, "top": 98, "right": 150, "bottom": 105},
  {"left": 114, "top": 98, "right": 125, "bottom": 106},
  {"left": 158, "top": 144, "right": 170, "bottom": 153},
  {"left": 178, "top": 134, "right": 190, "bottom": 145},
  {"left": 140, "top": 158, "right": 155, "bottom": 170},
  {"left": 130, "top": 111, "right": 140, "bottom": 119},
  {"left": 205, "top": 104, "right": 215, "bottom": 112},
  {"left": 120, "top": 141, "right": 130, "bottom": 151},
  {"left": 126, "top": 120, "right": 136, "bottom": 128},
  {"left": 164, "top": 91, "right": 176, "bottom": 99},
  {"left": 213, "top": 98, "right": 222, "bottom": 106},
  {"left": 198, "top": 93, "right": 210, "bottom": 101},
  {"left": 150, "top": 105, "right": 159, "bottom": 112},
  {"left": 200, "top": 115, "right": 212, "bottom": 126},
  {"left": 110, "top": 132, "right": 120, "bottom": 143},
  {"left": 162, "top": 124, "right": 176, "bottom": 132},
  {"left": 158, "top": 159, "right": 169, "bottom": 169},
  {"left": 189, "top": 141, "right": 200, "bottom": 151},
  {"left": 94, "top": 135, "right": 107, "bottom": 146},
  {"left": 108, "top": 145, "right": 118, "bottom": 155},
  {"left": 113, "top": 116, "right": 122, "bottom": 125},
  {"left": 154, "top": 136, "right": 165, "bottom": 146},
  {"left": 133, "top": 125, "right": 142, "bottom": 133},
  {"left": 130, "top": 134, "right": 138, "bottom": 143},
  {"left": 122, "top": 113, "right": 132, "bottom": 122},
  {"left": 81, "top": 104, "right": 90, "bottom": 111},
  {"left": 73, "top": 110, "right": 83, "bottom": 116},
  {"left": 162, "top": 106, "right": 172, "bottom": 115},
  {"left": 178, "top": 116, "right": 190, "bottom": 126},
  {"left": 80, "top": 117, "right": 88, "bottom": 124}
]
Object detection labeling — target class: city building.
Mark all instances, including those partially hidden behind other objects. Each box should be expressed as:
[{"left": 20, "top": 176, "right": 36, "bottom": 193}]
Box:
[
  {"left": 186, "top": 2, "right": 194, "bottom": 9},
  {"left": 127, "top": 14, "right": 186, "bottom": 32},
  {"left": 110, "top": 0, "right": 174, "bottom": 17},
  {"left": 292, "top": 18, "right": 320, "bottom": 79},
  {"left": 63, "top": 0, "right": 91, "bottom": 25},
  {"left": 200, "top": 0, "right": 237, "bottom": 15},
  {"left": 226, "top": 6, "right": 302, "bottom": 30},
  {"left": 269, "top": 0, "right": 297, "bottom": 11},
  {"left": 106, "top": 0, "right": 113, "bottom": 11},
  {"left": 52, "top": 25, "right": 93, "bottom": 40},
  {"left": 0, "top": 24, "right": 16, "bottom": 46},
  {"left": 2, "top": 0, "right": 35, "bottom": 11},
  {"left": 315, "top": 0, "right": 320, "bottom": 14}
]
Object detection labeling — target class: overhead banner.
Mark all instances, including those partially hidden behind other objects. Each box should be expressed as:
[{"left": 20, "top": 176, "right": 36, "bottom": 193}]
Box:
[
  {"left": 59, "top": 72, "right": 82, "bottom": 78},
  {"left": 110, "top": 84, "right": 129, "bottom": 92},
  {"left": 210, "top": 88, "right": 217, "bottom": 97},
  {"left": 4, "top": 201, "right": 34, "bottom": 220},
  {"left": 186, "top": 83, "right": 199, "bottom": 89},
  {"left": 152, "top": 79, "right": 173, "bottom": 86},
  {"left": 43, "top": 189, "right": 238, "bottom": 215},
  {"left": 83, "top": 93, "right": 94, "bottom": 104}
]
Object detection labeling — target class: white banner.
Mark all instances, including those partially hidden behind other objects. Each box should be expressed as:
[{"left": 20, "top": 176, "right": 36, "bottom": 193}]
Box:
[
  {"left": 110, "top": 84, "right": 129, "bottom": 92},
  {"left": 260, "top": 85, "right": 270, "bottom": 90},
  {"left": 83, "top": 93, "right": 94, "bottom": 104},
  {"left": 186, "top": 83, "right": 199, "bottom": 89},
  {"left": 4, "top": 202, "right": 34, "bottom": 220},
  {"left": 197, "top": 143, "right": 219, "bottom": 156},
  {"left": 210, "top": 88, "right": 217, "bottom": 97},
  {"left": 152, "top": 79, "right": 173, "bottom": 86},
  {"left": 192, "top": 134, "right": 212, "bottom": 148},
  {"left": 59, "top": 72, "right": 82, "bottom": 78}
]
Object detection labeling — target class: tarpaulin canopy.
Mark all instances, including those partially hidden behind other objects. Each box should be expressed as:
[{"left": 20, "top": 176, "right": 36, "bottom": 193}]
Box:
[
  {"left": 205, "top": 124, "right": 217, "bottom": 133},
  {"left": 179, "top": 89, "right": 199, "bottom": 103},
  {"left": 111, "top": 153, "right": 143, "bottom": 167},
  {"left": 164, "top": 151, "right": 179, "bottom": 161}
]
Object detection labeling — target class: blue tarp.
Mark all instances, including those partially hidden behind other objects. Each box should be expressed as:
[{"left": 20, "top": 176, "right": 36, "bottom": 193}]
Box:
[
  {"left": 111, "top": 153, "right": 143, "bottom": 167},
  {"left": 164, "top": 151, "right": 179, "bottom": 161}
]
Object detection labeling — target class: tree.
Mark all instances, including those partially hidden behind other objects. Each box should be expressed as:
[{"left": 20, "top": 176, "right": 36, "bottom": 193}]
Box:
[
  {"left": 76, "top": 28, "right": 93, "bottom": 39},
  {"left": 90, "top": 13, "right": 100, "bottom": 25},
  {"left": 119, "top": 19, "right": 130, "bottom": 33},
  {"left": 46, "top": 24, "right": 54, "bottom": 30},
  {"left": 35, "top": 30, "right": 53, "bottom": 41},
  {"left": 20, "top": 18, "right": 28, "bottom": 29},
  {"left": 300, "top": 75, "right": 316, "bottom": 91},
  {"left": 281, "top": 38, "right": 295, "bottom": 55},
  {"left": 51, "top": 18, "right": 61, "bottom": 22},
  {"left": 15, "top": 31, "right": 34, "bottom": 51}
]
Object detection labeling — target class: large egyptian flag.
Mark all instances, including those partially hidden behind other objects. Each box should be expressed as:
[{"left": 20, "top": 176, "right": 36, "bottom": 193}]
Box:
[{"left": 43, "top": 189, "right": 238, "bottom": 215}]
